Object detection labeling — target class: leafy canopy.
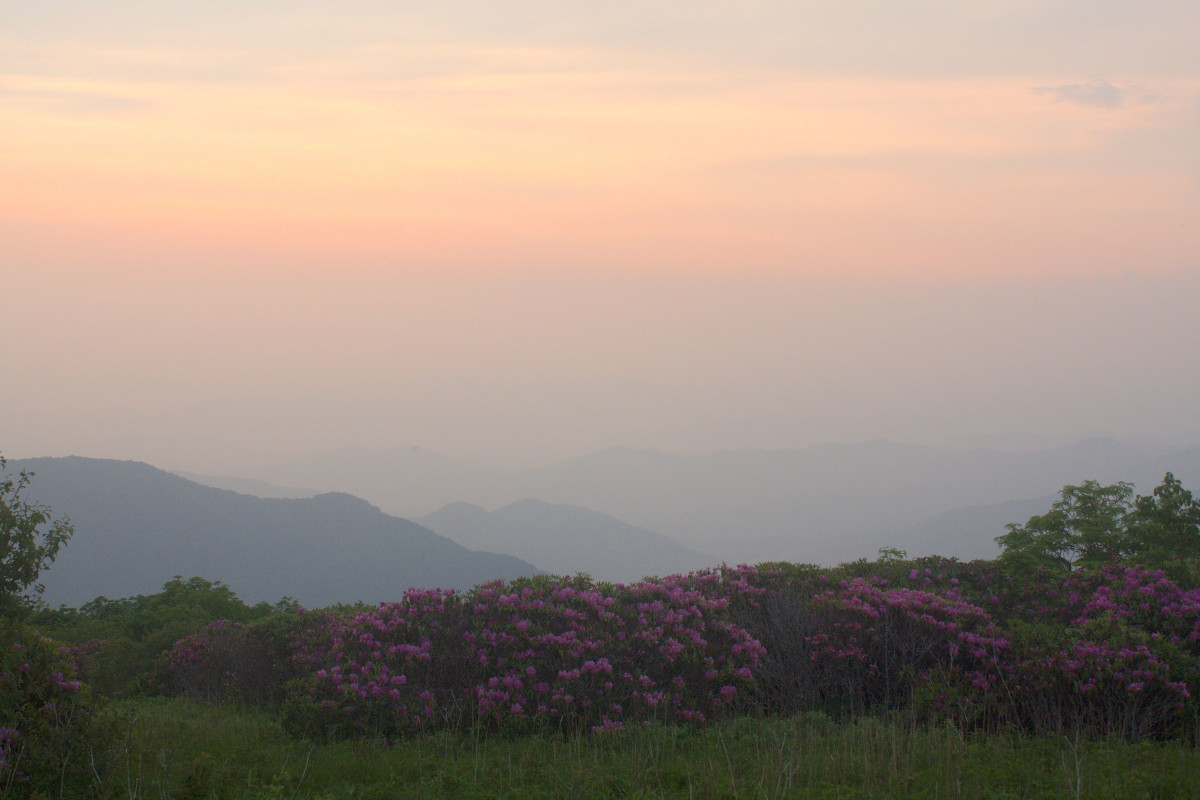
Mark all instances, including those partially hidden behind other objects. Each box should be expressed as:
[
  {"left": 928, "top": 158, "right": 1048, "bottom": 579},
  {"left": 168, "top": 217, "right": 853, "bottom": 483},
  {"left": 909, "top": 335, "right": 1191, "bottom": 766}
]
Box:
[
  {"left": 996, "top": 472, "right": 1200, "bottom": 577},
  {"left": 0, "top": 454, "right": 74, "bottom": 614},
  {"left": 1126, "top": 472, "right": 1200, "bottom": 570}
]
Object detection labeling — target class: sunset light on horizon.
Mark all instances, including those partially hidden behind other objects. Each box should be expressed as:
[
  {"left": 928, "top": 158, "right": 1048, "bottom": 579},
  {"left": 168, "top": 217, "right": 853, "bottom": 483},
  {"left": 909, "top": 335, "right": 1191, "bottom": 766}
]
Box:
[
  {"left": 4, "top": 0, "right": 1199, "bottom": 471},
  {"left": 5, "top": 2, "right": 1199, "bottom": 281}
]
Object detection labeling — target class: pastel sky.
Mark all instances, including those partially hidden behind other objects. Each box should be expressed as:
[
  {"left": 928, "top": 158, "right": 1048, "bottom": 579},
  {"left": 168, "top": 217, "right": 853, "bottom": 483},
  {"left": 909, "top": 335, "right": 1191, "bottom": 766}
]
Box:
[{"left": 3, "top": 0, "right": 1199, "bottom": 472}]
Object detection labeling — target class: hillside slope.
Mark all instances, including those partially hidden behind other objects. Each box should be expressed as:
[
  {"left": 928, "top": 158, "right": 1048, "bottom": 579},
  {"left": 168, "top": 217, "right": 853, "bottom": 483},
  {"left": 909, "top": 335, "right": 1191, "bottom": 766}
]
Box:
[
  {"left": 13, "top": 457, "right": 540, "bottom": 607},
  {"left": 420, "top": 499, "right": 714, "bottom": 583}
]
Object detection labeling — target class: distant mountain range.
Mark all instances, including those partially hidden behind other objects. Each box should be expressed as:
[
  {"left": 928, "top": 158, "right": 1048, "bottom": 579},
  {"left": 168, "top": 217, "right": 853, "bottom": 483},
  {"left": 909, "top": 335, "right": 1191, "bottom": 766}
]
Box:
[
  {"left": 12, "top": 457, "right": 539, "bottom": 608},
  {"left": 22, "top": 438, "right": 1199, "bottom": 610},
  {"left": 894, "top": 495, "right": 1059, "bottom": 562},
  {"left": 418, "top": 499, "right": 714, "bottom": 583},
  {"left": 219, "top": 438, "right": 1200, "bottom": 566},
  {"left": 172, "top": 471, "right": 317, "bottom": 500},
  {"left": 258, "top": 445, "right": 500, "bottom": 513}
]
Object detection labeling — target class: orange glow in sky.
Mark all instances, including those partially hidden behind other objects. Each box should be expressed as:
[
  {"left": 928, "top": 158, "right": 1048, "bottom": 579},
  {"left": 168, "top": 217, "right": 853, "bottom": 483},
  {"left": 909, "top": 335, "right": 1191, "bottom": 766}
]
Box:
[
  {"left": 4, "top": 36, "right": 1198, "bottom": 280},
  {"left": 3, "top": 1, "right": 1199, "bottom": 469}
]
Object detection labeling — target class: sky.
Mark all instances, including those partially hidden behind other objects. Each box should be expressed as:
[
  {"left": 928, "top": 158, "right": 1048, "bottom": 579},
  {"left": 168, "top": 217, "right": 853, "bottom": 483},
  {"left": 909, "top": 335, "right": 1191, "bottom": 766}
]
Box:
[{"left": 3, "top": 0, "right": 1199, "bottom": 473}]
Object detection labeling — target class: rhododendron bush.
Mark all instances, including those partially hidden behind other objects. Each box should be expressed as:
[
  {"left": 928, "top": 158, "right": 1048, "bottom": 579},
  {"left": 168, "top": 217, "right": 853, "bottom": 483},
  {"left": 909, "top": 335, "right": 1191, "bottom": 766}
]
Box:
[
  {"left": 280, "top": 574, "right": 766, "bottom": 738},
  {"left": 0, "top": 622, "right": 97, "bottom": 794},
  {"left": 156, "top": 615, "right": 299, "bottom": 705},
  {"left": 160, "top": 561, "right": 1200, "bottom": 741}
]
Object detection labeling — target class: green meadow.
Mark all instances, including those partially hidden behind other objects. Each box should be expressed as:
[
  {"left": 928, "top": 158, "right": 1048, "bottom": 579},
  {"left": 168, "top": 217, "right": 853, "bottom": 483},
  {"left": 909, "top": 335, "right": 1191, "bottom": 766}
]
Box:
[{"left": 70, "top": 699, "right": 1200, "bottom": 800}]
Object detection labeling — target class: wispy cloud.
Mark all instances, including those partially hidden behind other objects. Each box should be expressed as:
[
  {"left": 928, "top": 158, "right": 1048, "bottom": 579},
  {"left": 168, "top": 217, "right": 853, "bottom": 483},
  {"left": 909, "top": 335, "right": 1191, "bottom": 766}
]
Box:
[
  {"left": 0, "top": 84, "right": 150, "bottom": 116},
  {"left": 1032, "top": 79, "right": 1127, "bottom": 109}
]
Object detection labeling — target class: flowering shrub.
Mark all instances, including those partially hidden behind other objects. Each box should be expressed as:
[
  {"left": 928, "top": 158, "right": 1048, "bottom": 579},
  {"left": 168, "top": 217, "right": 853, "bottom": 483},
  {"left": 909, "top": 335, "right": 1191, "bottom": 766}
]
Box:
[
  {"left": 285, "top": 587, "right": 471, "bottom": 737},
  {"left": 283, "top": 575, "right": 764, "bottom": 738},
  {"left": 158, "top": 620, "right": 250, "bottom": 700},
  {"left": 1006, "top": 628, "right": 1191, "bottom": 738},
  {"left": 156, "top": 559, "right": 1200, "bottom": 742},
  {"left": 55, "top": 638, "right": 108, "bottom": 685},
  {"left": 1065, "top": 565, "right": 1200, "bottom": 650},
  {"left": 820, "top": 579, "right": 1007, "bottom": 716},
  {"left": 158, "top": 614, "right": 305, "bottom": 705},
  {"left": 742, "top": 571, "right": 1009, "bottom": 724},
  {"left": 0, "top": 621, "right": 96, "bottom": 797}
]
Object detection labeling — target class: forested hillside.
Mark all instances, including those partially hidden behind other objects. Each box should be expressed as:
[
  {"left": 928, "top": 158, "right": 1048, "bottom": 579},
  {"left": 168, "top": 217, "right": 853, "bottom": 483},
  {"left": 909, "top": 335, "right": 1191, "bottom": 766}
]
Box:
[{"left": 13, "top": 457, "right": 540, "bottom": 606}]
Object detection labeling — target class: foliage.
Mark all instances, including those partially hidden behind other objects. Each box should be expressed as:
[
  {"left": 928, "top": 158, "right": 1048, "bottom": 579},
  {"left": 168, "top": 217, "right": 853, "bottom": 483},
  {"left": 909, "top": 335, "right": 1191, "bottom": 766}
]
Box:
[
  {"left": 14, "top": 466, "right": 1200, "bottom": 798},
  {"left": 0, "top": 456, "right": 105, "bottom": 797},
  {"left": 276, "top": 572, "right": 764, "bottom": 739},
  {"left": 156, "top": 615, "right": 305, "bottom": 705},
  {"left": 0, "top": 455, "right": 74, "bottom": 616},
  {"left": 32, "top": 576, "right": 298, "bottom": 697},
  {"left": 995, "top": 479, "right": 1134, "bottom": 573},
  {"left": 78, "top": 697, "right": 1200, "bottom": 800},
  {"left": 0, "top": 619, "right": 105, "bottom": 797},
  {"left": 1125, "top": 472, "right": 1200, "bottom": 581},
  {"left": 995, "top": 473, "right": 1200, "bottom": 576},
  {"left": 145, "top": 556, "right": 1200, "bottom": 743}
]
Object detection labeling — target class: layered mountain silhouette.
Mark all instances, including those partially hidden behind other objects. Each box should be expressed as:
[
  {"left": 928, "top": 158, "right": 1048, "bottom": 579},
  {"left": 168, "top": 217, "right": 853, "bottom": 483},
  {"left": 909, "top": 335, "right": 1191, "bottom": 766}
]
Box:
[
  {"left": 895, "top": 495, "right": 1059, "bottom": 562},
  {"left": 12, "top": 457, "right": 539, "bottom": 608},
  {"left": 419, "top": 499, "right": 714, "bottom": 583},
  {"left": 258, "top": 445, "right": 502, "bottom": 514},
  {"left": 502, "top": 439, "right": 1200, "bottom": 564},
  {"left": 171, "top": 471, "right": 317, "bottom": 500},
  {"left": 228, "top": 438, "right": 1200, "bottom": 566}
]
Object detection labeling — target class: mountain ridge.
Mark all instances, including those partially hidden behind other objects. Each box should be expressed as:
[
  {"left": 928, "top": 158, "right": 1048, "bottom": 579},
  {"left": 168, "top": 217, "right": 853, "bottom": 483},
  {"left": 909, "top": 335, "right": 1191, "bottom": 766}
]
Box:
[
  {"left": 11, "top": 456, "right": 540, "bottom": 608},
  {"left": 250, "top": 437, "right": 1199, "bottom": 565},
  {"left": 419, "top": 498, "right": 713, "bottom": 583}
]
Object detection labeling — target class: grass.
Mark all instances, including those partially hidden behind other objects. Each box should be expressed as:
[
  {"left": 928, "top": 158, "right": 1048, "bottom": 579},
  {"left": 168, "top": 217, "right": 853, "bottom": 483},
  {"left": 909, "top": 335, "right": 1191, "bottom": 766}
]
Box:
[{"left": 76, "top": 699, "right": 1200, "bottom": 800}]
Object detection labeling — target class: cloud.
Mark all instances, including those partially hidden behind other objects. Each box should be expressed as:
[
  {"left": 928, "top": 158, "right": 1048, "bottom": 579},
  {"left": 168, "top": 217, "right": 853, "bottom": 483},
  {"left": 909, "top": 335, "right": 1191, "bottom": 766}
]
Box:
[
  {"left": 0, "top": 86, "right": 150, "bottom": 116},
  {"left": 1032, "top": 79, "right": 1127, "bottom": 109}
]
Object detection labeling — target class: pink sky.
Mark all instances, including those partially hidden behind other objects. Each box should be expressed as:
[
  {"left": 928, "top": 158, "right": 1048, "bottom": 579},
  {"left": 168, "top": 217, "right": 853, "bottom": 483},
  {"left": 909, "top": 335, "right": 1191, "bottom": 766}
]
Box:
[
  {"left": 3, "top": 1, "right": 1199, "bottom": 470},
  {"left": 4, "top": 65, "right": 1197, "bottom": 280}
]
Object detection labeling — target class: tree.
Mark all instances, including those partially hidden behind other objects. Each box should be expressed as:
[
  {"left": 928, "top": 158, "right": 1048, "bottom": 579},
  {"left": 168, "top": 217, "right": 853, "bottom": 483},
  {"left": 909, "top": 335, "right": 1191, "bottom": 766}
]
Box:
[
  {"left": 1124, "top": 472, "right": 1200, "bottom": 580},
  {"left": 995, "top": 473, "right": 1200, "bottom": 577},
  {"left": 995, "top": 479, "right": 1134, "bottom": 573},
  {"left": 0, "top": 454, "right": 74, "bottom": 614}
]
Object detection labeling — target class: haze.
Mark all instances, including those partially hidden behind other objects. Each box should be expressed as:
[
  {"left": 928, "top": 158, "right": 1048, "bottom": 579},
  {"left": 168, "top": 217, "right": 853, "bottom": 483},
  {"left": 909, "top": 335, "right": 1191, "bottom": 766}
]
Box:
[{"left": 3, "top": 0, "right": 1199, "bottom": 476}]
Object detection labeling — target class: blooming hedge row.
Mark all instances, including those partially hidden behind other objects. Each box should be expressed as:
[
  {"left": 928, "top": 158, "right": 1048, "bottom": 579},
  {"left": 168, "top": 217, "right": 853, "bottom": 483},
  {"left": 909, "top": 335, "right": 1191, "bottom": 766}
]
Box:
[
  {"left": 158, "top": 561, "right": 1200, "bottom": 741},
  {"left": 284, "top": 574, "right": 765, "bottom": 737}
]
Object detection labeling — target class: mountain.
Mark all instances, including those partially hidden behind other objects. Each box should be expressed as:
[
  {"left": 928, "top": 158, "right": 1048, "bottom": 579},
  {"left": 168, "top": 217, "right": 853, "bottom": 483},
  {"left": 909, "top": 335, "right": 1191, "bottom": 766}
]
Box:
[
  {"left": 259, "top": 445, "right": 506, "bottom": 517},
  {"left": 11, "top": 457, "right": 540, "bottom": 608},
  {"left": 172, "top": 471, "right": 317, "bottom": 500},
  {"left": 484, "top": 438, "right": 1171, "bottom": 565},
  {"left": 176, "top": 438, "right": 1200, "bottom": 569},
  {"left": 255, "top": 438, "right": 1200, "bottom": 568},
  {"left": 895, "top": 495, "right": 1059, "bottom": 562},
  {"left": 419, "top": 499, "right": 714, "bottom": 583}
]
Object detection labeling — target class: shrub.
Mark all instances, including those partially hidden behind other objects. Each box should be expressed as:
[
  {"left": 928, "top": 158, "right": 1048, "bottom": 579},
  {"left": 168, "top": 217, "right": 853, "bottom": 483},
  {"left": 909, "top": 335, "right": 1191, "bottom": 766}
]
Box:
[
  {"left": 282, "top": 575, "right": 764, "bottom": 739},
  {"left": 0, "top": 620, "right": 100, "bottom": 797},
  {"left": 149, "top": 559, "right": 1200, "bottom": 743},
  {"left": 158, "top": 613, "right": 310, "bottom": 706}
]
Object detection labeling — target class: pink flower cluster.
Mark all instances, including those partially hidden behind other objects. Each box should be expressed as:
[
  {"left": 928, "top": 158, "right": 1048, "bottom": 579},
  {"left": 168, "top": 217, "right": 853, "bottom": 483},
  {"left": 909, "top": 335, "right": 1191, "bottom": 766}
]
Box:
[
  {"left": 0, "top": 624, "right": 89, "bottom": 787},
  {"left": 752, "top": 575, "right": 1014, "bottom": 715},
  {"left": 157, "top": 559, "right": 1199, "bottom": 740},
  {"left": 1067, "top": 565, "right": 1200, "bottom": 646},
  {"left": 163, "top": 620, "right": 246, "bottom": 672},
  {"left": 292, "top": 575, "right": 764, "bottom": 736}
]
